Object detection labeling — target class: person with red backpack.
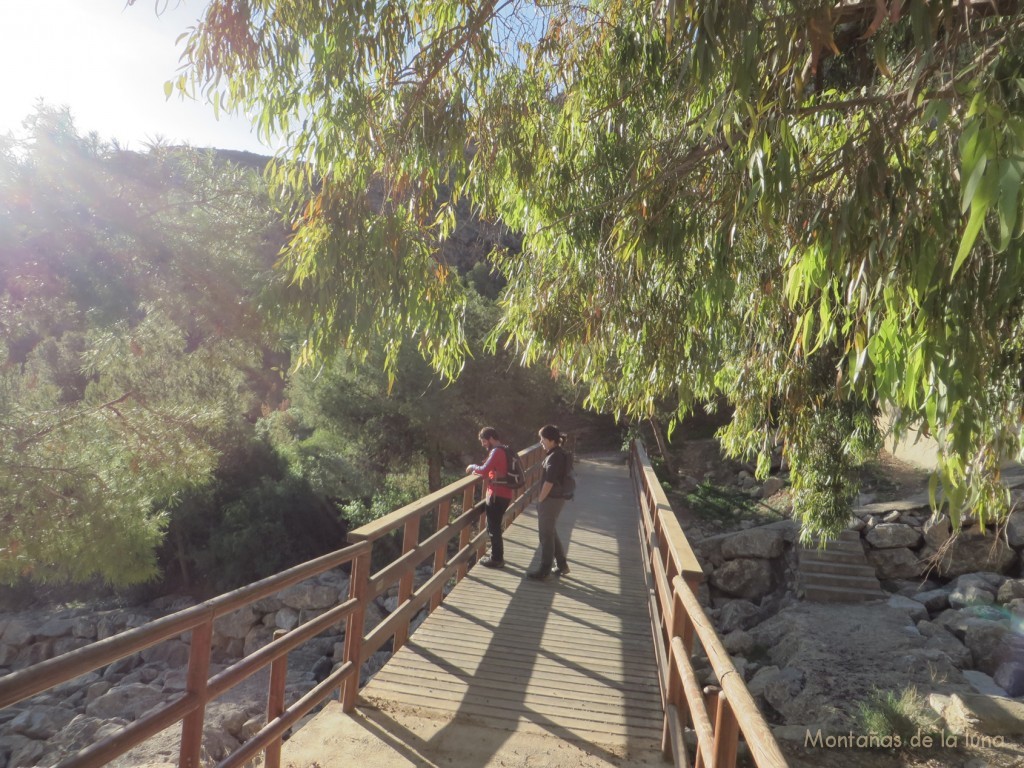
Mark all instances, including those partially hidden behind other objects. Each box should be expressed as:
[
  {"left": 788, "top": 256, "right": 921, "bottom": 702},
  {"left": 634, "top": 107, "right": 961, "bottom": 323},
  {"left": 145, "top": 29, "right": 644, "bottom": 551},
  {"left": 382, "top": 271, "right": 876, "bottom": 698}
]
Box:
[{"left": 466, "top": 426, "right": 516, "bottom": 568}]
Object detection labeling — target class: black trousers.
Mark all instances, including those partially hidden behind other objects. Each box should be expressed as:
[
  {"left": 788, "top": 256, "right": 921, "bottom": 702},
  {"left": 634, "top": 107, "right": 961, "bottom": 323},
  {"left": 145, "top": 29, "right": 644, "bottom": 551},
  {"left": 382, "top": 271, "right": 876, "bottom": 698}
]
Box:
[{"left": 485, "top": 495, "right": 511, "bottom": 561}]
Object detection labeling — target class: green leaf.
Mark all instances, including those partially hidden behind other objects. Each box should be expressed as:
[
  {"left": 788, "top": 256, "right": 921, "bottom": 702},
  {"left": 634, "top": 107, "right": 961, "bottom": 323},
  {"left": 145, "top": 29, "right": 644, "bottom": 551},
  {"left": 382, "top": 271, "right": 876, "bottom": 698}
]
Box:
[{"left": 953, "top": 202, "right": 986, "bottom": 278}]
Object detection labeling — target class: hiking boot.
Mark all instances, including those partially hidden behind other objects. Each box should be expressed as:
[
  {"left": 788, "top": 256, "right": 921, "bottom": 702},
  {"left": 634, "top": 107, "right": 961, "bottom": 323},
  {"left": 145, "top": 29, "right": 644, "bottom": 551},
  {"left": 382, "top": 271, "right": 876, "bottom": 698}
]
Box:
[
  {"left": 480, "top": 556, "right": 504, "bottom": 568},
  {"left": 525, "top": 569, "right": 550, "bottom": 580},
  {"left": 552, "top": 564, "right": 570, "bottom": 577}
]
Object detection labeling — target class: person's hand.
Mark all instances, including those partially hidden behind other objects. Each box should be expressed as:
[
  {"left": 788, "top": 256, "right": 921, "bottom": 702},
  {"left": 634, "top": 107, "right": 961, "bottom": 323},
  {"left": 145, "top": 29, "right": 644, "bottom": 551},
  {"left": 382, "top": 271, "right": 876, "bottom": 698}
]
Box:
[{"left": 465, "top": 465, "right": 474, "bottom": 475}]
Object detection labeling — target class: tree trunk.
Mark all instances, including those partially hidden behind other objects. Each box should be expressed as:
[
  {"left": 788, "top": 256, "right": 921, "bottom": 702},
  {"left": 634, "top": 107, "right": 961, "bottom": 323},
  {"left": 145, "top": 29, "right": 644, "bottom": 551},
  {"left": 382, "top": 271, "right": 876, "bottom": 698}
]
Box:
[
  {"left": 428, "top": 442, "right": 443, "bottom": 492},
  {"left": 648, "top": 417, "right": 675, "bottom": 475},
  {"left": 174, "top": 525, "right": 192, "bottom": 592}
]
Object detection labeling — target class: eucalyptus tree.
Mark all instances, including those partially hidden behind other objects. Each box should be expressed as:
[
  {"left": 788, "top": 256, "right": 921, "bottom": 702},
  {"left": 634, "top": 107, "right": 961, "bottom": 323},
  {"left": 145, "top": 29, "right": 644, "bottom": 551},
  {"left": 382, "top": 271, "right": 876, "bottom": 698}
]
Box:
[{"left": 170, "top": 0, "right": 1024, "bottom": 538}]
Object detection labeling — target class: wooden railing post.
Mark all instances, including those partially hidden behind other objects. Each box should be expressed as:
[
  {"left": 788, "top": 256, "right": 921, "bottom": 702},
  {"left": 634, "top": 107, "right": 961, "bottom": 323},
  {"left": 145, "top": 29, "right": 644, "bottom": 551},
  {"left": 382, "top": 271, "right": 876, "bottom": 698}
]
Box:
[
  {"left": 431, "top": 500, "right": 451, "bottom": 611},
  {"left": 341, "top": 548, "right": 371, "bottom": 711},
  {"left": 264, "top": 629, "right": 288, "bottom": 768},
  {"left": 179, "top": 616, "right": 213, "bottom": 768},
  {"left": 714, "top": 691, "right": 741, "bottom": 768},
  {"left": 393, "top": 514, "right": 421, "bottom": 651},
  {"left": 467, "top": 485, "right": 486, "bottom": 559}
]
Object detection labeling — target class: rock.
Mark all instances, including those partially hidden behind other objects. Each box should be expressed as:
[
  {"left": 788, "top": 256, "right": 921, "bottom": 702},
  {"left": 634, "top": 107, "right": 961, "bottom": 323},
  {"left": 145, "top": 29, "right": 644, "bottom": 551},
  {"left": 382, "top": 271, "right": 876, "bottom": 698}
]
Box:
[
  {"left": 962, "top": 670, "right": 1009, "bottom": 697},
  {"left": 8, "top": 738, "right": 46, "bottom": 767},
  {"left": 162, "top": 670, "right": 188, "bottom": 692},
  {"left": 716, "top": 602, "right": 765, "bottom": 630},
  {"left": 53, "top": 672, "right": 100, "bottom": 697},
  {"left": 760, "top": 477, "right": 784, "bottom": 498},
  {"left": 214, "top": 606, "right": 259, "bottom": 641},
  {"left": 101, "top": 655, "right": 139, "bottom": 681},
  {"left": 35, "top": 618, "right": 75, "bottom": 639},
  {"left": 761, "top": 667, "right": 806, "bottom": 713},
  {"left": 52, "top": 637, "right": 90, "bottom": 657},
  {"left": 935, "top": 531, "right": 1018, "bottom": 578},
  {"left": 85, "top": 681, "right": 112, "bottom": 703},
  {"left": 275, "top": 607, "right": 301, "bottom": 631},
  {"left": 997, "top": 579, "right": 1024, "bottom": 604},
  {"left": 9, "top": 706, "right": 76, "bottom": 739},
  {"left": 910, "top": 588, "right": 949, "bottom": 613},
  {"left": 722, "top": 630, "right": 755, "bottom": 656},
  {"left": 711, "top": 559, "right": 776, "bottom": 600},
  {"left": 921, "top": 513, "right": 951, "bottom": 549},
  {"left": 1006, "top": 509, "right": 1024, "bottom": 549},
  {"left": 202, "top": 728, "right": 241, "bottom": 761},
  {"left": 278, "top": 580, "right": 340, "bottom": 611},
  {"left": 994, "top": 660, "right": 1024, "bottom": 696},
  {"left": 949, "top": 585, "right": 996, "bottom": 609},
  {"left": 360, "top": 651, "right": 391, "bottom": 686},
  {"left": 312, "top": 656, "right": 333, "bottom": 683},
  {"left": 963, "top": 621, "right": 1010, "bottom": 675},
  {"left": 54, "top": 714, "right": 107, "bottom": 750},
  {"left": 865, "top": 523, "right": 922, "bottom": 549},
  {"left": 216, "top": 706, "right": 251, "bottom": 739},
  {"left": 883, "top": 510, "right": 902, "bottom": 523},
  {"left": 955, "top": 572, "right": 1006, "bottom": 590},
  {"left": 0, "top": 643, "right": 18, "bottom": 666},
  {"left": 85, "top": 682, "right": 165, "bottom": 720},
  {"left": 15, "top": 640, "right": 54, "bottom": 668},
  {"left": 866, "top": 547, "right": 922, "bottom": 579},
  {"left": 747, "top": 665, "right": 781, "bottom": 699},
  {"left": 943, "top": 693, "right": 1024, "bottom": 736},
  {"left": 887, "top": 595, "right": 929, "bottom": 622},
  {"left": 1, "top": 620, "right": 34, "bottom": 646},
  {"left": 921, "top": 626, "right": 972, "bottom": 669},
  {"left": 140, "top": 640, "right": 191, "bottom": 667},
  {"left": 243, "top": 625, "right": 275, "bottom": 657},
  {"left": 720, "top": 529, "right": 785, "bottom": 560}
]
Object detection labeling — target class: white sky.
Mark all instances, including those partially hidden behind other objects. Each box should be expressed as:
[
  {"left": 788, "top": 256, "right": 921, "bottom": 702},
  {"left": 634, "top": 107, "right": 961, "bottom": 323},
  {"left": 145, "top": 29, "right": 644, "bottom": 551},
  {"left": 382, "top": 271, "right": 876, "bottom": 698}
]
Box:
[{"left": 0, "top": 0, "right": 275, "bottom": 153}]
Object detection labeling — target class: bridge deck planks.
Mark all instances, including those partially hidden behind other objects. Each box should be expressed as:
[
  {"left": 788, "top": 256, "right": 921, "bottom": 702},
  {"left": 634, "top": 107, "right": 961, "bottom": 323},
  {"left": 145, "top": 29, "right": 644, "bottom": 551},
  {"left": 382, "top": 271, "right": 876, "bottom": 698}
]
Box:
[{"left": 357, "top": 454, "right": 665, "bottom": 753}]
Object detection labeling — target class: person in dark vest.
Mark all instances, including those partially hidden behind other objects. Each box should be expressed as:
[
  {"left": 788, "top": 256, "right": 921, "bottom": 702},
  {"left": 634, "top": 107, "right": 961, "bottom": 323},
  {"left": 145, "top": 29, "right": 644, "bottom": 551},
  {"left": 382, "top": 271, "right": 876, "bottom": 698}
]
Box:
[
  {"left": 466, "top": 426, "right": 515, "bottom": 568},
  {"left": 525, "top": 424, "right": 572, "bottom": 580}
]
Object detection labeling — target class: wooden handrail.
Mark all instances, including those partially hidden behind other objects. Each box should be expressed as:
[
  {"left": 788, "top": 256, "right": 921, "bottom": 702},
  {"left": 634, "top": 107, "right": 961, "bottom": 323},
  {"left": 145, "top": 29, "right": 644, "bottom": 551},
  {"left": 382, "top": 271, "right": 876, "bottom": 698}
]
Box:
[
  {"left": 629, "top": 439, "right": 788, "bottom": 768},
  {"left": 1, "top": 443, "right": 545, "bottom": 768}
]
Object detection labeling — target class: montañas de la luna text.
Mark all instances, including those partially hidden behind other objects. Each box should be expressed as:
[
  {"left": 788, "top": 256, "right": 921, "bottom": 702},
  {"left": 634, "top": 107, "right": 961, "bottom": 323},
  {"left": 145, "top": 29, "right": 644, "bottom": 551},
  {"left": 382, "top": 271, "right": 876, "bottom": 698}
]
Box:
[{"left": 805, "top": 729, "right": 1005, "bottom": 750}]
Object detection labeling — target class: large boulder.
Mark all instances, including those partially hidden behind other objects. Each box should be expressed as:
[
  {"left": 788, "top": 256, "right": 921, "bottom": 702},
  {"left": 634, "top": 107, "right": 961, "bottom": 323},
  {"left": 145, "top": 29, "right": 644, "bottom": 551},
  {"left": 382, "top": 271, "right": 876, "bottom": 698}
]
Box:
[
  {"left": 963, "top": 621, "right": 1011, "bottom": 675},
  {"left": 935, "top": 531, "right": 1018, "bottom": 578},
  {"left": 1006, "top": 509, "right": 1024, "bottom": 549},
  {"left": 720, "top": 529, "right": 785, "bottom": 560},
  {"left": 710, "top": 558, "right": 776, "bottom": 600},
  {"left": 866, "top": 547, "right": 922, "bottom": 579}
]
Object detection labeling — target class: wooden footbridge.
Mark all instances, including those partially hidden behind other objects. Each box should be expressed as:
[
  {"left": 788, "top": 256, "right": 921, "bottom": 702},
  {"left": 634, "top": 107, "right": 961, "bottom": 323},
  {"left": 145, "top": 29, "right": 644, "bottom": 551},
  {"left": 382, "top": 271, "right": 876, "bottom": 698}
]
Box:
[{"left": 0, "top": 442, "right": 787, "bottom": 768}]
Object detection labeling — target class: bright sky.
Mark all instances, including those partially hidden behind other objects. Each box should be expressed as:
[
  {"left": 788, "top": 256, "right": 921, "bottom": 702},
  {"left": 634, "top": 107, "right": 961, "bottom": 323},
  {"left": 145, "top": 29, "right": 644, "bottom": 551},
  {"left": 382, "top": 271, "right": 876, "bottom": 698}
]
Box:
[{"left": 0, "top": 0, "right": 274, "bottom": 154}]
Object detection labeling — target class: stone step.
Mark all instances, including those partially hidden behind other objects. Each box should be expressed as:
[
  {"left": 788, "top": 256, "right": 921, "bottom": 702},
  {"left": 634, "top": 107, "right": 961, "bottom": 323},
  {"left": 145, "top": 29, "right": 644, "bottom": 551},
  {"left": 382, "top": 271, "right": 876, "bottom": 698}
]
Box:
[
  {"left": 798, "top": 559, "right": 878, "bottom": 578},
  {"left": 798, "top": 548, "right": 868, "bottom": 565},
  {"left": 798, "top": 571, "right": 881, "bottom": 591},
  {"left": 801, "top": 584, "right": 884, "bottom": 603}
]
